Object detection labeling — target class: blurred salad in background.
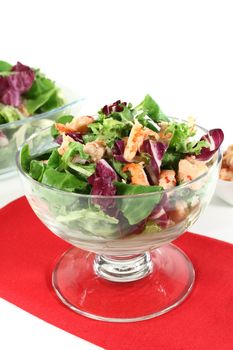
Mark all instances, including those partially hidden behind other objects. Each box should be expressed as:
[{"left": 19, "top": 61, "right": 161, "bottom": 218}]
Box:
[{"left": 0, "top": 60, "right": 65, "bottom": 124}]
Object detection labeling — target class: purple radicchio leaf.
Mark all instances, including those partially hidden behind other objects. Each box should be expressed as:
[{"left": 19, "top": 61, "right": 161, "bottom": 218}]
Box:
[
  {"left": 102, "top": 100, "right": 127, "bottom": 116},
  {"left": 141, "top": 139, "right": 168, "bottom": 184},
  {"left": 112, "top": 139, "right": 128, "bottom": 163},
  {"left": 65, "top": 132, "right": 83, "bottom": 143},
  {"left": 148, "top": 193, "right": 170, "bottom": 228},
  {"left": 9, "top": 62, "right": 35, "bottom": 93},
  {"left": 149, "top": 204, "right": 170, "bottom": 228},
  {"left": 55, "top": 132, "right": 83, "bottom": 145},
  {"left": 196, "top": 129, "right": 224, "bottom": 161},
  {"left": 0, "top": 76, "right": 9, "bottom": 97},
  {"left": 0, "top": 62, "right": 35, "bottom": 107},
  {"left": 55, "top": 135, "right": 63, "bottom": 145},
  {"left": 0, "top": 89, "right": 21, "bottom": 107},
  {"left": 88, "top": 159, "right": 117, "bottom": 209}
]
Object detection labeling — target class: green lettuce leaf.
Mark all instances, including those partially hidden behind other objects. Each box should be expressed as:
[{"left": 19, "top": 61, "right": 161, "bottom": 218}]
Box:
[
  {"left": 41, "top": 168, "right": 87, "bottom": 192},
  {"left": 110, "top": 159, "right": 128, "bottom": 180},
  {"left": 29, "top": 160, "right": 46, "bottom": 181},
  {"left": 0, "top": 103, "right": 23, "bottom": 124},
  {"left": 24, "top": 70, "right": 64, "bottom": 114},
  {"left": 47, "top": 149, "right": 62, "bottom": 169},
  {"left": 57, "top": 206, "right": 119, "bottom": 237},
  {"left": 135, "top": 94, "right": 169, "bottom": 123},
  {"left": 0, "top": 60, "right": 12, "bottom": 73},
  {"left": 25, "top": 88, "right": 57, "bottom": 114},
  {"left": 136, "top": 112, "right": 160, "bottom": 132},
  {"left": 20, "top": 144, "right": 31, "bottom": 172},
  {"left": 68, "top": 162, "right": 96, "bottom": 177},
  {"left": 114, "top": 182, "right": 163, "bottom": 225}
]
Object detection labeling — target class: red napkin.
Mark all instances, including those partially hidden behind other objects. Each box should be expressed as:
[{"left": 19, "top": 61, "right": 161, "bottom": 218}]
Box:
[{"left": 0, "top": 197, "right": 233, "bottom": 350}]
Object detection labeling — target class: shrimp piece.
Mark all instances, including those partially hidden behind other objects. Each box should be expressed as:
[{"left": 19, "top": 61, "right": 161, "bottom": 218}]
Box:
[
  {"left": 57, "top": 134, "right": 75, "bottom": 156},
  {"left": 178, "top": 157, "right": 208, "bottom": 190},
  {"left": 55, "top": 116, "right": 94, "bottom": 134},
  {"left": 123, "top": 163, "right": 149, "bottom": 186},
  {"left": 83, "top": 140, "right": 105, "bottom": 162},
  {"left": 143, "top": 127, "right": 159, "bottom": 140},
  {"left": 159, "top": 170, "right": 176, "bottom": 190},
  {"left": 168, "top": 200, "right": 189, "bottom": 223},
  {"left": 124, "top": 121, "right": 145, "bottom": 161},
  {"left": 123, "top": 121, "right": 160, "bottom": 161},
  {"left": 55, "top": 123, "right": 74, "bottom": 134}
]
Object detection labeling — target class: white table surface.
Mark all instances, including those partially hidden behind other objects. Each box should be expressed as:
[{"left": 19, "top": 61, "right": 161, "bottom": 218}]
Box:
[{"left": 1, "top": 1, "right": 233, "bottom": 348}]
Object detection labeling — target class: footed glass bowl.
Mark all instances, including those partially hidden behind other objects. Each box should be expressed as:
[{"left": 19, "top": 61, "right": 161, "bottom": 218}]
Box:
[{"left": 17, "top": 126, "right": 221, "bottom": 322}]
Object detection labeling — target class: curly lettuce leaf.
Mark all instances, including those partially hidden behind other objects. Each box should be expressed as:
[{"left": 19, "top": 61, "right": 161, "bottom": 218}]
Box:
[
  {"left": 61, "top": 142, "right": 90, "bottom": 169},
  {"left": 88, "top": 117, "right": 131, "bottom": 146},
  {"left": 167, "top": 122, "right": 210, "bottom": 156}
]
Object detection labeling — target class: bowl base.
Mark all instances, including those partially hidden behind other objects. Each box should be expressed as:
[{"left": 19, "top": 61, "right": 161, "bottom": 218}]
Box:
[{"left": 52, "top": 244, "right": 195, "bottom": 322}]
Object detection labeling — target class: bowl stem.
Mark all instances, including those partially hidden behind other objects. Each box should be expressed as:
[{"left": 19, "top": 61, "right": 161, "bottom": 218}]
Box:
[{"left": 94, "top": 253, "right": 153, "bottom": 282}]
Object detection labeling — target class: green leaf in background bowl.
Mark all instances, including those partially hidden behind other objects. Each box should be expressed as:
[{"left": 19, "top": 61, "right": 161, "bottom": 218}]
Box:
[{"left": 0, "top": 60, "right": 12, "bottom": 73}]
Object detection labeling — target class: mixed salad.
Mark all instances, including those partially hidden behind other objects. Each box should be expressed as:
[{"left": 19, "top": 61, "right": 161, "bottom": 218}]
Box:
[
  {"left": 20, "top": 95, "right": 224, "bottom": 237},
  {"left": 0, "top": 60, "right": 64, "bottom": 124}
]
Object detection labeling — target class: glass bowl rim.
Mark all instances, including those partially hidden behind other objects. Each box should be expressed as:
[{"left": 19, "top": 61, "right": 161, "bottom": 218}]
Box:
[
  {"left": 0, "top": 99, "right": 84, "bottom": 130},
  {"left": 16, "top": 117, "right": 222, "bottom": 199}
]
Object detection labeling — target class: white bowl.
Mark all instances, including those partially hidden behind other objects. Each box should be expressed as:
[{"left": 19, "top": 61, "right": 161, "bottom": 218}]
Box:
[{"left": 215, "top": 179, "right": 233, "bottom": 205}]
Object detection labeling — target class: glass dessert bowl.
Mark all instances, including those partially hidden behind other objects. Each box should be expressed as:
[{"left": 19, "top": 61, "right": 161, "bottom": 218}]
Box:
[
  {"left": 0, "top": 92, "right": 80, "bottom": 176},
  {"left": 16, "top": 125, "right": 221, "bottom": 322}
]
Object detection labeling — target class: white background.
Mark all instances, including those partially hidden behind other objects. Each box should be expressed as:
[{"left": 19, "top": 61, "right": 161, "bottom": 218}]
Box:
[{"left": 1, "top": 1, "right": 232, "bottom": 349}]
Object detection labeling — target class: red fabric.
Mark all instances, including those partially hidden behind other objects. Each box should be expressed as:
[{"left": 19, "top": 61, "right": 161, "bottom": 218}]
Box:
[{"left": 0, "top": 196, "right": 233, "bottom": 350}]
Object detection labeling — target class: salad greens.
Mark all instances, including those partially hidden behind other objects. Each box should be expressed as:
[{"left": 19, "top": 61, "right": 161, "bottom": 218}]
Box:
[
  {"left": 0, "top": 103, "right": 23, "bottom": 124},
  {"left": 20, "top": 95, "right": 224, "bottom": 238},
  {"left": 0, "top": 60, "right": 65, "bottom": 124}
]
